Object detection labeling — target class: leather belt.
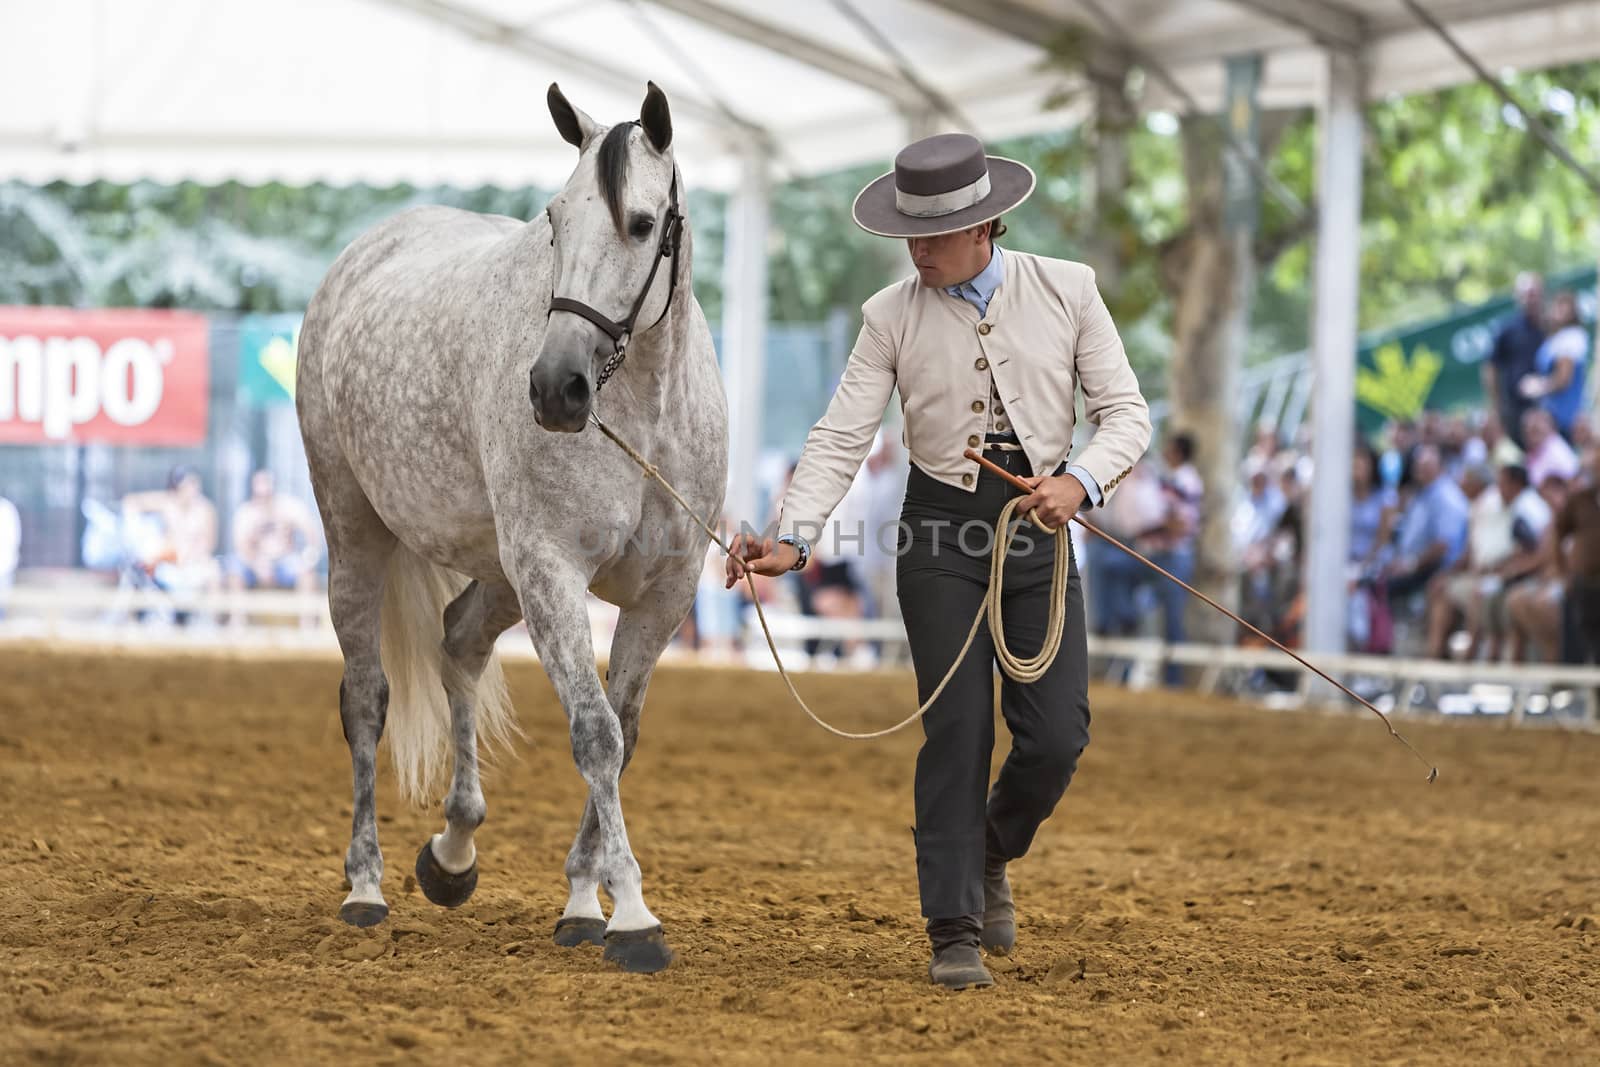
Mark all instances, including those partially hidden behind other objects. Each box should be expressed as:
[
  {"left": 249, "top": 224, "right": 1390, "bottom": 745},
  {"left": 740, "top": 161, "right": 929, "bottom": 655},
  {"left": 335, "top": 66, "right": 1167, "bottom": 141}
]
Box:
[{"left": 983, "top": 432, "right": 1025, "bottom": 453}]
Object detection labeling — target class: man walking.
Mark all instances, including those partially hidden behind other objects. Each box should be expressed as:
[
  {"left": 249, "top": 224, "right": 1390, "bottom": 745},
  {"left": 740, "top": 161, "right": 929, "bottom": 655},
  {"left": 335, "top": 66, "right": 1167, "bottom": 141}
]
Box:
[{"left": 726, "top": 133, "right": 1150, "bottom": 988}]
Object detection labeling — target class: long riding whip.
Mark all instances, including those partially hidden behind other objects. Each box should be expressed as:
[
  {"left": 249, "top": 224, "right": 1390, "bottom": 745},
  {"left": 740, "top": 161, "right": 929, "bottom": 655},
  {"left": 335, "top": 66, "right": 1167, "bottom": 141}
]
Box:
[
  {"left": 589, "top": 410, "right": 1438, "bottom": 781},
  {"left": 965, "top": 448, "right": 1438, "bottom": 783}
]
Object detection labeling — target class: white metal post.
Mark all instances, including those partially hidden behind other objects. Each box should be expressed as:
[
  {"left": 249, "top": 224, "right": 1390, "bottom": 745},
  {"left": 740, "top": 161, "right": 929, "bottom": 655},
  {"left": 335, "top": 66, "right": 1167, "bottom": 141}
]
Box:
[
  {"left": 1304, "top": 49, "right": 1364, "bottom": 663},
  {"left": 721, "top": 147, "right": 771, "bottom": 533}
]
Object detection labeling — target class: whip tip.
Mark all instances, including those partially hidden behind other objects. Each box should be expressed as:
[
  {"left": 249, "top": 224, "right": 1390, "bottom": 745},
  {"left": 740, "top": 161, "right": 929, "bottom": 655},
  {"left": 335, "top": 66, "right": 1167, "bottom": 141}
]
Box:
[{"left": 1426, "top": 767, "right": 1439, "bottom": 784}]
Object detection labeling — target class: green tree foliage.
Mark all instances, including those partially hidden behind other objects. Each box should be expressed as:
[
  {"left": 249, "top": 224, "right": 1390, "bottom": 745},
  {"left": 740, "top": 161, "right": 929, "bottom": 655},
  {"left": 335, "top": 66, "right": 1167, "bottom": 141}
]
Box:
[{"left": 2, "top": 59, "right": 1596, "bottom": 383}]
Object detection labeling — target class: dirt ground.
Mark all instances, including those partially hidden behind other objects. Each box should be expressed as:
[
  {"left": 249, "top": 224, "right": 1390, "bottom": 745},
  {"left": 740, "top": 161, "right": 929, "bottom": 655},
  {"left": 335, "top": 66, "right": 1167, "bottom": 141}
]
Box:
[{"left": 2, "top": 644, "right": 1598, "bottom": 1065}]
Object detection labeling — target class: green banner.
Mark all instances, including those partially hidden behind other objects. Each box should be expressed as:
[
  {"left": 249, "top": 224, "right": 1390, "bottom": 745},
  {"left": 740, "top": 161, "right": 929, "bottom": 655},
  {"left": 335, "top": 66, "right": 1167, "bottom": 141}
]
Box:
[
  {"left": 238, "top": 314, "right": 302, "bottom": 407},
  {"left": 1355, "top": 266, "right": 1597, "bottom": 433}
]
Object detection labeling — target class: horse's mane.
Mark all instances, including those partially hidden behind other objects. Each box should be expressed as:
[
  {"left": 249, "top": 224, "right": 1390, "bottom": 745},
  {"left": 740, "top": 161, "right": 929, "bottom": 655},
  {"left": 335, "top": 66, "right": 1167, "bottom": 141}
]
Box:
[{"left": 596, "top": 121, "right": 637, "bottom": 234}]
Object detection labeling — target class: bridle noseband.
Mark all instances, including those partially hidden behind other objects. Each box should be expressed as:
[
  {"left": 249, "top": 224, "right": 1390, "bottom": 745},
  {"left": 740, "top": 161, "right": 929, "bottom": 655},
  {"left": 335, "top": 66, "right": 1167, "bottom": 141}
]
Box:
[{"left": 547, "top": 169, "right": 684, "bottom": 393}]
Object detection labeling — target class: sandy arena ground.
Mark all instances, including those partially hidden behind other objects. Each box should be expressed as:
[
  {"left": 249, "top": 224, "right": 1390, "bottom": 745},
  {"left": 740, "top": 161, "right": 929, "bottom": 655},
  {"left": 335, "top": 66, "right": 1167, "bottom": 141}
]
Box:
[{"left": 2, "top": 643, "right": 1599, "bottom": 1065}]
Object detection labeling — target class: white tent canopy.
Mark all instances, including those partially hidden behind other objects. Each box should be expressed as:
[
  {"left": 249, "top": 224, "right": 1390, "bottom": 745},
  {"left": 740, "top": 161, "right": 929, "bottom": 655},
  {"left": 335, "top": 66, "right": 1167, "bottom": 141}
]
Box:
[
  {"left": 6, "top": 0, "right": 1600, "bottom": 188},
  {"left": 6, "top": 0, "right": 1599, "bottom": 664}
]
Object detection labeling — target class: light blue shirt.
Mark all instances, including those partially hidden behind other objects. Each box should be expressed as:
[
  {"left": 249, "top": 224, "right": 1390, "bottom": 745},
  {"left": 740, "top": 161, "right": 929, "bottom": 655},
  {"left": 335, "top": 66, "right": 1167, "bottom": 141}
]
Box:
[{"left": 945, "top": 246, "right": 1103, "bottom": 508}]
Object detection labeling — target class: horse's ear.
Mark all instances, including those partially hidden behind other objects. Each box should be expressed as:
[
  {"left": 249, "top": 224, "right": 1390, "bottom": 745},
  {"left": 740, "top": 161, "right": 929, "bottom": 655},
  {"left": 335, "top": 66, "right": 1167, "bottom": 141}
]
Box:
[
  {"left": 641, "top": 81, "right": 673, "bottom": 153},
  {"left": 548, "top": 82, "right": 598, "bottom": 150}
]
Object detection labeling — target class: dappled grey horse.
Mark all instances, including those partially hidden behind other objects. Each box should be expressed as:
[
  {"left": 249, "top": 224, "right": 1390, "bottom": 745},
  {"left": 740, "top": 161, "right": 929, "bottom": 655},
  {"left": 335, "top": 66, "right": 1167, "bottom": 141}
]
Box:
[{"left": 295, "top": 83, "right": 727, "bottom": 972}]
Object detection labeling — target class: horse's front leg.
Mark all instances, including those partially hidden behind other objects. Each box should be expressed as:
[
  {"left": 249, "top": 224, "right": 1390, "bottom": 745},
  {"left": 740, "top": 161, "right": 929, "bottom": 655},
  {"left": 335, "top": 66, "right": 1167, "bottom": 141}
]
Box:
[
  {"left": 553, "top": 570, "right": 696, "bottom": 954},
  {"left": 516, "top": 557, "right": 673, "bottom": 973}
]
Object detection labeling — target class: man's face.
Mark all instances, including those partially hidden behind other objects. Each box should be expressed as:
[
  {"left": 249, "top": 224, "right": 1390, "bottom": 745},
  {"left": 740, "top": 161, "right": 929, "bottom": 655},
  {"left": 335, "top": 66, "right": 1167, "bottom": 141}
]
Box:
[
  {"left": 1516, "top": 273, "right": 1544, "bottom": 317},
  {"left": 906, "top": 224, "right": 993, "bottom": 289},
  {"left": 1413, "top": 446, "right": 1441, "bottom": 485}
]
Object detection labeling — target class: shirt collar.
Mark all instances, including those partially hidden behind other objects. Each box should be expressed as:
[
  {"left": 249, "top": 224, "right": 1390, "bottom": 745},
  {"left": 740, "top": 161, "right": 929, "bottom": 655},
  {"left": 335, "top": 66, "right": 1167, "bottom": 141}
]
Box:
[{"left": 945, "top": 245, "right": 1004, "bottom": 304}]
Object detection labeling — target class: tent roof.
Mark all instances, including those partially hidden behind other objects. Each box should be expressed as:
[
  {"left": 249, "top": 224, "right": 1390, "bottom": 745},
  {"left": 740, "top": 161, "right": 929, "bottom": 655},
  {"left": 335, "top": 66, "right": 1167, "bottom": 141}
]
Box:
[{"left": 5, "top": 0, "right": 1600, "bottom": 190}]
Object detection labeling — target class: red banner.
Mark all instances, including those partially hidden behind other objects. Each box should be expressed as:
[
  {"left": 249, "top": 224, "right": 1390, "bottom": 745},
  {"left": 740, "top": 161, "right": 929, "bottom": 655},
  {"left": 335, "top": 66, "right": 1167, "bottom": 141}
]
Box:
[{"left": 0, "top": 307, "right": 210, "bottom": 446}]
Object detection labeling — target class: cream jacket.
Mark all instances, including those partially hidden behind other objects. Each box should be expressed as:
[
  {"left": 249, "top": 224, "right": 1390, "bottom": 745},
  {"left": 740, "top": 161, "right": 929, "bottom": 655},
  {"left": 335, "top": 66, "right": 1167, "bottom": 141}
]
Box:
[{"left": 776, "top": 249, "right": 1151, "bottom": 541}]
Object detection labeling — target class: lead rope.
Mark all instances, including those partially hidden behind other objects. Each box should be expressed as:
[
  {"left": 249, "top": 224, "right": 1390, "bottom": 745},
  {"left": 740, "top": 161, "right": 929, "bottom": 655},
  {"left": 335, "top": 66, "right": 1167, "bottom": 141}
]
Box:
[{"left": 591, "top": 413, "right": 1067, "bottom": 739}]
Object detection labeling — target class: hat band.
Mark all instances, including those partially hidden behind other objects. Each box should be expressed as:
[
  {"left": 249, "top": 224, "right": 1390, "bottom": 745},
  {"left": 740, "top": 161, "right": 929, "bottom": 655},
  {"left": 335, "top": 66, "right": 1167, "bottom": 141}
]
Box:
[{"left": 895, "top": 172, "right": 990, "bottom": 218}]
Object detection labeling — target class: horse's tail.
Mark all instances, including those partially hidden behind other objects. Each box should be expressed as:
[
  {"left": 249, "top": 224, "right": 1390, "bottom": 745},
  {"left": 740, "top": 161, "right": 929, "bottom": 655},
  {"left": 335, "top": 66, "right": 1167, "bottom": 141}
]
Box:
[{"left": 379, "top": 546, "right": 520, "bottom": 806}]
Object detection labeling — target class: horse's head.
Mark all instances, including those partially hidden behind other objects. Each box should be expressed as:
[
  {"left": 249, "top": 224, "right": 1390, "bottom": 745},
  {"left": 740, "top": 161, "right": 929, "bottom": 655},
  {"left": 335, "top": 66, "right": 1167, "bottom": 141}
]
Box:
[{"left": 532, "top": 81, "right": 679, "bottom": 432}]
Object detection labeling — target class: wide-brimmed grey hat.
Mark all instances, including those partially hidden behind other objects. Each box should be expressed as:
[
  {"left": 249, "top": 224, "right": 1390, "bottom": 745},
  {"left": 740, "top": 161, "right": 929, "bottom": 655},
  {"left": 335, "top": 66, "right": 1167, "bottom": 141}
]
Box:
[{"left": 852, "top": 133, "right": 1036, "bottom": 239}]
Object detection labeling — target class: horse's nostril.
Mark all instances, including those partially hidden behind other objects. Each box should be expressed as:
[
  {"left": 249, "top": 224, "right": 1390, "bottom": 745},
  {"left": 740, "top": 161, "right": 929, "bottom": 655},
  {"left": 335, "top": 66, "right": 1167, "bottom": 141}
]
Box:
[{"left": 562, "top": 371, "right": 590, "bottom": 410}]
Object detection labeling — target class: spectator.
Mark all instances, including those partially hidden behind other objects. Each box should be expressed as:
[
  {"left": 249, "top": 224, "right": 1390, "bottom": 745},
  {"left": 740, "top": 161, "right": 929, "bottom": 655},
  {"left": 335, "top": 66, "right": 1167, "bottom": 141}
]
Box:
[
  {"left": 1483, "top": 272, "right": 1545, "bottom": 449},
  {"left": 0, "top": 492, "right": 18, "bottom": 615},
  {"left": 1382, "top": 444, "right": 1470, "bottom": 611},
  {"left": 1233, "top": 459, "right": 1287, "bottom": 553},
  {"left": 1378, "top": 418, "right": 1420, "bottom": 491},
  {"left": 1557, "top": 444, "right": 1600, "bottom": 665},
  {"left": 122, "top": 466, "right": 221, "bottom": 610},
  {"left": 1479, "top": 464, "right": 1553, "bottom": 662},
  {"left": 226, "top": 471, "right": 321, "bottom": 596},
  {"left": 1349, "top": 442, "right": 1397, "bottom": 568},
  {"left": 1244, "top": 419, "right": 1281, "bottom": 471},
  {"left": 1424, "top": 465, "right": 1504, "bottom": 659},
  {"left": 1141, "top": 433, "right": 1203, "bottom": 683},
  {"left": 1519, "top": 290, "right": 1589, "bottom": 442},
  {"left": 1348, "top": 442, "right": 1399, "bottom": 653},
  {"left": 1521, "top": 408, "right": 1580, "bottom": 488},
  {"left": 1476, "top": 407, "right": 1524, "bottom": 468},
  {"left": 861, "top": 431, "right": 909, "bottom": 621},
  {"left": 1506, "top": 474, "right": 1572, "bottom": 662},
  {"left": 1088, "top": 461, "right": 1165, "bottom": 639},
  {"left": 1236, "top": 459, "right": 1291, "bottom": 641}
]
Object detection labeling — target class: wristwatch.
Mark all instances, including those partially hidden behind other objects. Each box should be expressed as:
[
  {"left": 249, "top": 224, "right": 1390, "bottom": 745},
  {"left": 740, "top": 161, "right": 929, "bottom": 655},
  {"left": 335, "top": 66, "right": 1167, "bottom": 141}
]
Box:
[{"left": 775, "top": 533, "right": 810, "bottom": 571}]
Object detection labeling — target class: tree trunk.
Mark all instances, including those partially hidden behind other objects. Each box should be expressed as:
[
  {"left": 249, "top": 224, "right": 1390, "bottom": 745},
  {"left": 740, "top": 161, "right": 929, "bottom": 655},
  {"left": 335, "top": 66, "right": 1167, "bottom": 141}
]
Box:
[{"left": 1166, "top": 118, "right": 1251, "bottom": 641}]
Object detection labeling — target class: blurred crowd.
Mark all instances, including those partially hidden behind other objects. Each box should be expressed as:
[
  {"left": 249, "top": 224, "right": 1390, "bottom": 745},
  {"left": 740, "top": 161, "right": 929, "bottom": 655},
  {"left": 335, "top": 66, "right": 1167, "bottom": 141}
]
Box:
[
  {"left": 679, "top": 272, "right": 1597, "bottom": 672},
  {"left": 0, "top": 465, "right": 323, "bottom": 625}
]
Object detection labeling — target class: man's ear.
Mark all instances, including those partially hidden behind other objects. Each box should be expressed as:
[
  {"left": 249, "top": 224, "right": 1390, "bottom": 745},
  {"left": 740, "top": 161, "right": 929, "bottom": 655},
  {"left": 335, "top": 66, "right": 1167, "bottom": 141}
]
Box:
[
  {"left": 548, "top": 82, "right": 599, "bottom": 150},
  {"left": 641, "top": 81, "right": 673, "bottom": 153}
]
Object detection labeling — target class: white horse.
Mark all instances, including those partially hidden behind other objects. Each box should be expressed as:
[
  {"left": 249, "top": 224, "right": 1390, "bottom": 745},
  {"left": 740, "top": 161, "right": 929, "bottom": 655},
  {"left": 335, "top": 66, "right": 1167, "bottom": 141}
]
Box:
[{"left": 295, "top": 82, "right": 727, "bottom": 972}]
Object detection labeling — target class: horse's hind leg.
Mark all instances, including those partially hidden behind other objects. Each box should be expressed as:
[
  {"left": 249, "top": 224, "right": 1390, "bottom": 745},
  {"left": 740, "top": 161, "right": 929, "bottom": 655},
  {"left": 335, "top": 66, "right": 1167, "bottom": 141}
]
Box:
[
  {"left": 413, "top": 578, "right": 521, "bottom": 909},
  {"left": 306, "top": 446, "right": 398, "bottom": 927},
  {"left": 555, "top": 584, "right": 691, "bottom": 957}
]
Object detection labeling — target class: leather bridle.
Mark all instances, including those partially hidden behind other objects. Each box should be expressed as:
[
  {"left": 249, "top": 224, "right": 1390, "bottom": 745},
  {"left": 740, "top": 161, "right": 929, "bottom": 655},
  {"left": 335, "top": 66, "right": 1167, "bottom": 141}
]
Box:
[{"left": 548, "top": 156, "right": 684, "bottom": 393}]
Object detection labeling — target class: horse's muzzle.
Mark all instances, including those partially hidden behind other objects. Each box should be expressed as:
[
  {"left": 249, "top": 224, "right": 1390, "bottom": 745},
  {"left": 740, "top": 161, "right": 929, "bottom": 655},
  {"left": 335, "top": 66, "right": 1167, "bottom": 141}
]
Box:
[{"left": 528, "top": 365, "right": 592, "bottom": 432}]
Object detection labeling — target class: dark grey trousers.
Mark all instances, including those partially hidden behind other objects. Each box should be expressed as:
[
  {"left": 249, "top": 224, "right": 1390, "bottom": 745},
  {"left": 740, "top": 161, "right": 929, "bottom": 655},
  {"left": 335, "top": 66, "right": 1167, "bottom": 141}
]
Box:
[{"left": 896, "top": 449, "right": 1091, "bottom": 920}]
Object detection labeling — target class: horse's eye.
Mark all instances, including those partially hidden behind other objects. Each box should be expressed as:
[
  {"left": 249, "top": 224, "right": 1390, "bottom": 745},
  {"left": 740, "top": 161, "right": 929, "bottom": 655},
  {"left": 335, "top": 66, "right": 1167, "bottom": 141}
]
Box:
[{"left": 629, "top": 216, "right": 655, "bottom": 240}]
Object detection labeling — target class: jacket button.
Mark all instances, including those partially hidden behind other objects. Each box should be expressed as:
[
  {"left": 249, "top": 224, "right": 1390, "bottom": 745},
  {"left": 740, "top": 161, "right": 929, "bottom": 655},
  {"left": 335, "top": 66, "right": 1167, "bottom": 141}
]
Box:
[
  {"left": 971, "top": 400, "right": 984, "bottom": 413},
  {"left": 978, "top": 323, "right": 992, "bottom": 336},
  {"left": 975, "top": 357, "right": 988, "bottom": 371},
  {"left": 967, "top": 434, "right": 980, "bottom": 448},
  {"left": 961, "top": 473, "right": 974, "bottom": 486}
]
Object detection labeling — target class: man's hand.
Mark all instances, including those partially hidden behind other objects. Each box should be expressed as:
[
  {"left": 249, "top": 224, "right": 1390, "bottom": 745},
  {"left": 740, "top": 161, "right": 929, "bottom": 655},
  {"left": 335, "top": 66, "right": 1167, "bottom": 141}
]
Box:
[
  {"left": 1015, "top": 474, "right": 1087, "bottom": 529},
  {"left": 724, "top": 533, "right": 799, "bottom": 588}
]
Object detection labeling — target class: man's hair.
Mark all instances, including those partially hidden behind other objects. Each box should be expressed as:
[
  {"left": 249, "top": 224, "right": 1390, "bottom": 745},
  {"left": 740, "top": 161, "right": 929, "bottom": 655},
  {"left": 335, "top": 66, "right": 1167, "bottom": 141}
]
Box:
[
  {"left": 1169, "top": 432, "right": 1195, "bottom": 463},
  {"left": 989, "top": 217, "right": 1007, "bottom": 242},
  {"left": 1500, "top": 464, "right": 1530, "bottom": 490}
]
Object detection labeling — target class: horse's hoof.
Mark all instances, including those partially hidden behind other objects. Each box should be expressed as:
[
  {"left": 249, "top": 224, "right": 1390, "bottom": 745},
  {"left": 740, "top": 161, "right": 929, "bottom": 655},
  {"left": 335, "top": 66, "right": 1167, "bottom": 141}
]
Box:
[
  {"left": 414, "top": 840, "right": 478, "bottom": 909},
  {"left": 553, "top": 916, "right": 606, "bottom": 948},
  {"left": 603, "top": 925, "right": 674, "bottom": 973},
  {"left": 338, "top": 900, "right": 390, "bottom": 928}
]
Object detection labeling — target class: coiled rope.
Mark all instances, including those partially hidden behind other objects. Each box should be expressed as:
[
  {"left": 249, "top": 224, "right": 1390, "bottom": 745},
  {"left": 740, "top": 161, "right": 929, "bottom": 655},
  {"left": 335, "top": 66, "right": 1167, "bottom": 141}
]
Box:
[{"left": 591, "top": 413, "right": 1066, "bottom": 739}]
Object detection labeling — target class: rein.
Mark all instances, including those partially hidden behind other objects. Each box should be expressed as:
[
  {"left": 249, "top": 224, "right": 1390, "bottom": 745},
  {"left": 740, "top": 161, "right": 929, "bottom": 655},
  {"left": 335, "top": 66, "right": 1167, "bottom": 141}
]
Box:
[{"left": 548, "top": 168, "right": 683, "bottom": 393}]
